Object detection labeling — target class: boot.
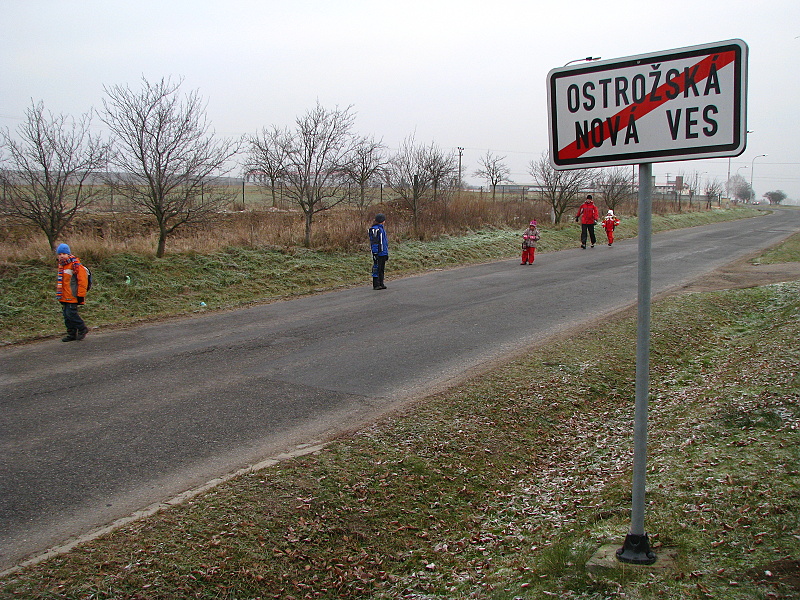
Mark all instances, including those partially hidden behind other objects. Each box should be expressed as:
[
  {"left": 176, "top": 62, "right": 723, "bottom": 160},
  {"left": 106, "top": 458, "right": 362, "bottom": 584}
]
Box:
[
  {"left": 62, "top": 330, "right": 77, "bottom": 342},
  {"left": 76, "top": 327, "right": 89, "bottom": 341}
]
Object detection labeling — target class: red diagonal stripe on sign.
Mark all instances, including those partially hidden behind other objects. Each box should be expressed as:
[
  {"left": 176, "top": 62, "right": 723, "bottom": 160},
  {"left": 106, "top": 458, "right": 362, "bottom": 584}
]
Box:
[{"left": 557, "top": 50, "right": 737, "bottom": 160}]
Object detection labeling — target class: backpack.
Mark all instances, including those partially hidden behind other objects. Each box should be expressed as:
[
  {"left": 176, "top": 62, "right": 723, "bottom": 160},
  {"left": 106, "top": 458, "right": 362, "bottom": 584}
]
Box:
[
  {"left": 83, "top": 264, "right": 93, "bottom": 291},
  {"left": 68, "top": 262, "right": 92, "bottom": 297}
]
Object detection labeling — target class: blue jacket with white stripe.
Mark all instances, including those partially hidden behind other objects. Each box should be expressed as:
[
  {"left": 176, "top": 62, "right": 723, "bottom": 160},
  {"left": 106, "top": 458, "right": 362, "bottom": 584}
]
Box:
[{"left": 369, "top": 223, "right": 388, "bottom": 256}]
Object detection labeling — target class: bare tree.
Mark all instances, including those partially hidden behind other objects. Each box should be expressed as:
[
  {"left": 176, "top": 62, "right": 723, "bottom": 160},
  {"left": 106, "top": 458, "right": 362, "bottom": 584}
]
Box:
[
  {"left": 681, "top": 170, "right": 703, "bottom": 207},
  {"left": 704, "top": 178, "right": 724, "bottom": 208},
  {"left": 343, "top": 135, "right": 387, "bottom": 215},
  {"left": 727, "top": 174, "right": 752, "bottom": 204},
  {"left": 473, "top": 150, "right": 511, "bottom": 201},
  {"left": 245, "top": 125, "right": 290, "bottom": 208},
  {"left": 101, "top": 76, "right": 240, "bottom": 257},
  {"left": 385, "top": 135, "right": 435, "bottom": 233},
  {"left": 593, "top": 166, "right": 634, "bottom": 213},
  {"left": 0, "top": 101, "right": 110, "bottom": 251},
  {"left": 529, "top": 151, "right": 592, "bottom": 224},
  {"left": 423, "top": 142, "right": 459, "bottom": 207},
  {"left": 278, "top": 102, "right": 357, "bottom": 247}
]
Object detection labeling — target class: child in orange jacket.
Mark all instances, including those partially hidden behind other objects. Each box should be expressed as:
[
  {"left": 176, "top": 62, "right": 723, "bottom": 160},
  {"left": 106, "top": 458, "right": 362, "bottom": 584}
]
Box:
[
  {"left": 601, "top": 210, "right": 620, "bottom": 246},
  {"left": 56, "top": 243, "right": 90, "bottom": 341}
]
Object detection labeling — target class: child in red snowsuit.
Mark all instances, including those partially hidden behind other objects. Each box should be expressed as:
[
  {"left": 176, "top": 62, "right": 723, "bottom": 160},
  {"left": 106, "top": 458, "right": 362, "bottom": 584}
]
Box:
[
  {"left": 521, "top": 220, "right": 540, "bottom": 264},
  {"left": 601, "top": 210, "right": 620, "bottom": 246}
]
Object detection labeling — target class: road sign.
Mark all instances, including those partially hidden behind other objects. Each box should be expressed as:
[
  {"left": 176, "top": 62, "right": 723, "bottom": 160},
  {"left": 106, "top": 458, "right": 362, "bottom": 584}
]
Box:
[{"left": 547, "top": 39, "right": 748, "bottom": 170}]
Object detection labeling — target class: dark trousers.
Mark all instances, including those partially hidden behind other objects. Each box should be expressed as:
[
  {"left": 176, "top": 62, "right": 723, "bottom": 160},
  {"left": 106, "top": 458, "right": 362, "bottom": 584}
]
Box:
[
  {"left": 580, "top": 224, "right": 597, "bottom": 247},
  {"left": 61, "top": 302, "right": 86, "bottom": 333},
  {"left": 372, "top": 254, "right": 387, "bottom": 288}
]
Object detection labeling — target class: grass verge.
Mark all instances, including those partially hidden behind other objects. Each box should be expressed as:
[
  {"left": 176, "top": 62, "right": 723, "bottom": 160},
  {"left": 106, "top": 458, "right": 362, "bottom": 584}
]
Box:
[
  {"left": 0, "top": 208, "right": 760, "bottom": 344},
  {"left": 1, "top": 229, "right": 798, "bottom": 599},
  {"left": 755, "top": 229, "right": 800, "bottom": 264}
]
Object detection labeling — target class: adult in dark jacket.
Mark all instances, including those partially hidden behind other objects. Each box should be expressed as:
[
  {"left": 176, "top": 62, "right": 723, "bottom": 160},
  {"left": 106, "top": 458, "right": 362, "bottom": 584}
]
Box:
[
  {"left": 55, "top": 243, "right": 89, "bottom": 341},
  {"left": 575, "top": 194, "right": 600, "bottom": 249},
  {"left": 368, "top": 214, "right": 389, "bottom": 290}
]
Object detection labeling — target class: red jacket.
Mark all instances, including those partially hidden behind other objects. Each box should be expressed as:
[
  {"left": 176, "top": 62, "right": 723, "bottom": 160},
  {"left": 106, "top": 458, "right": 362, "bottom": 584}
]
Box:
[
  {"left": 576, "top": 201, "right": 599, "bottom": 225},
  {"left": 602, "top": 216, "right": 620, "bottom": 232}
]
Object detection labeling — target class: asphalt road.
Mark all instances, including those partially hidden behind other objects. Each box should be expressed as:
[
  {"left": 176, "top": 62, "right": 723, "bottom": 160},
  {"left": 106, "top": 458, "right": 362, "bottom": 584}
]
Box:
[{"left": 2, "top": 207, "right": 799, "bottom": 572}]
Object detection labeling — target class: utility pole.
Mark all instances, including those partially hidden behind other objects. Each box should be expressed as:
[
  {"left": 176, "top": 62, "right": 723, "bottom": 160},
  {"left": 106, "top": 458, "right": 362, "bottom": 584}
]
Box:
[{"left": 457, "top": 147, "right": 464, "bottom": 191}]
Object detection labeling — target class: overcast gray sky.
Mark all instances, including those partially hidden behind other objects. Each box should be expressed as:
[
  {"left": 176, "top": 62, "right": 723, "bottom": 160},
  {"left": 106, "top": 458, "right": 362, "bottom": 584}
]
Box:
[{"left": 2, "top": 0, "right": 798, "bottom": 200}]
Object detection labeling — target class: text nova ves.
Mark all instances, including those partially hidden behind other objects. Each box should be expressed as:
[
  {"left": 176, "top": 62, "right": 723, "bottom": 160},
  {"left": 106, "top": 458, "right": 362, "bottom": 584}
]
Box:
[{"left": 566, "top": 61, "right": 728, "bottom": 150}]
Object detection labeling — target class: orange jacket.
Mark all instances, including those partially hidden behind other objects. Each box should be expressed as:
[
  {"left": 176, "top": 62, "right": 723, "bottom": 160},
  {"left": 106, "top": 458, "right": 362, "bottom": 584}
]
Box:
[{"left": 56, "top": 255, "right": 89, "bottom": 304}]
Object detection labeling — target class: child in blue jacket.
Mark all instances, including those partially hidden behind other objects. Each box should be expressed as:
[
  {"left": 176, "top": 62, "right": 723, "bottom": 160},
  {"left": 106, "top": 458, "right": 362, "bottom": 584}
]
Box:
[{"left": 368, "top": 214, "right": 389, "bottom": 290}]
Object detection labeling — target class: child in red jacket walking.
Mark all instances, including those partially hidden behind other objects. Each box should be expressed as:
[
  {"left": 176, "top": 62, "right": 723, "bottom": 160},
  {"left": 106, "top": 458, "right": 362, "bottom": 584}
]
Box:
[{"left": 601, "top": 210, "right": 620, "bottom": 246}]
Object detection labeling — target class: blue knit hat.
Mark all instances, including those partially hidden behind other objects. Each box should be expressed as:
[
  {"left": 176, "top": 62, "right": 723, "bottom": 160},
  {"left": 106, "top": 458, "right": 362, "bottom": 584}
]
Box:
[{"left": 56, "top": 243, "right": 71, "bottom": 254}]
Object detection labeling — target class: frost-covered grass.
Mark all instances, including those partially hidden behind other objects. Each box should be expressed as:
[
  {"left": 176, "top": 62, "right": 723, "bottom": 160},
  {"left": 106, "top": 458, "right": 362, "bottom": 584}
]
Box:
[{"left": 3, "top": 281, "right": 798, "bottom": 597}]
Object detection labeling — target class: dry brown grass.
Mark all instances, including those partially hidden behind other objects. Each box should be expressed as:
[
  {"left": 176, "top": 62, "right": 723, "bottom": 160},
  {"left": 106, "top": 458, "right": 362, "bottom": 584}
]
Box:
[
  {"left": 0, "top": 184, "right": 693, "bottom": 262},
  {"left": 0, "top": 192, "right": 561, "bottom": 260}
]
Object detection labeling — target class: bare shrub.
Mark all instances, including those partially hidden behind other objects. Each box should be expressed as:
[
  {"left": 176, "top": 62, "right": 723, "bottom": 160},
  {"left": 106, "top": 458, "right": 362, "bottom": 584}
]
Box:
[{"left": 0, "top": 186, "right": 605, "bottom": 261}]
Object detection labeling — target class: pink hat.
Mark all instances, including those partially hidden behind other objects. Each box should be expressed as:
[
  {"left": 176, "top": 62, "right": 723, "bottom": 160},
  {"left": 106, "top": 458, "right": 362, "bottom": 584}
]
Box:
[{"left": 530, "top": 220, "right": 537, "bottom": 226}]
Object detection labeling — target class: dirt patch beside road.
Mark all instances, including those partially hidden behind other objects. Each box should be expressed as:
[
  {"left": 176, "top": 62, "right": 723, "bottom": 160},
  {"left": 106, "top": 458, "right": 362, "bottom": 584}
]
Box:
[{"left": 677, "top": 255, "right": 800, "bottom": 293}]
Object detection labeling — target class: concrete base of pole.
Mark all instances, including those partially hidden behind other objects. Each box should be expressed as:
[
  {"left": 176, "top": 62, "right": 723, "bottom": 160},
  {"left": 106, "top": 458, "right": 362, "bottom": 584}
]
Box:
[
  {"left": 616, "top": 533, "right": 657, "bottom": 565},
  {"left": 586, "top": 543, "right": 674, "bottom": 574}
]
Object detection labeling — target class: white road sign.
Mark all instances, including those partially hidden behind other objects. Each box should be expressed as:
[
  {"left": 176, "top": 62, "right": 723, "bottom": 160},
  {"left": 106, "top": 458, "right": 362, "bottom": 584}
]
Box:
[{"left": 547, "top": 39, "right": 748, "bottom": 169}]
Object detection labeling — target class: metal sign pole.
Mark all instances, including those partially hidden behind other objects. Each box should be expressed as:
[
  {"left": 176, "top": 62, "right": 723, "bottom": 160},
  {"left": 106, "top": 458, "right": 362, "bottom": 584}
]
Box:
[{"left": 617, "top": 162, "right": 657, "bottom": 564}]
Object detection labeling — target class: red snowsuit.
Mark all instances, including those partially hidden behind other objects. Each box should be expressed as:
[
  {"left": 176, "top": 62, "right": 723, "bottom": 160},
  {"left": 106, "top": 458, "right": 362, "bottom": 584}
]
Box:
[{"left": 602, "top": 215, "right": 620, "bottom": 245}]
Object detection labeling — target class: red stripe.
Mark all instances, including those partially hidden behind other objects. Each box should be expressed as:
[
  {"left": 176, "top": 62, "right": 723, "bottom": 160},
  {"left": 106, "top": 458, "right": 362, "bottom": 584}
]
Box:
[{"left": 557, "top": 50, "right": 737, "bottom": 160}]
